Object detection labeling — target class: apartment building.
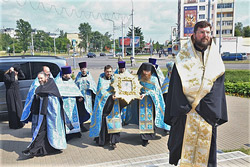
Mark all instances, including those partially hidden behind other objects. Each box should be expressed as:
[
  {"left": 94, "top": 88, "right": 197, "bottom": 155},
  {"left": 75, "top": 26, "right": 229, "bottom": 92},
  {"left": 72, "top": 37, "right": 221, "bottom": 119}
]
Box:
[{"left": 177, "top": 0, "right": 235, "bottom": 39}]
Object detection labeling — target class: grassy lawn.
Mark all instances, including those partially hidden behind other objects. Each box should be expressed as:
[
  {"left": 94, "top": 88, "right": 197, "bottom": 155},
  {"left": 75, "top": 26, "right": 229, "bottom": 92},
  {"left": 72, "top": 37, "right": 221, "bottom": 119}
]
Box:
[
  {"left": 0, "top": 52, "right": 69, "bottom": 57},
  {"left": 222, "top": 148, "right": 250, "bottom": 155},
  {"left": 223, "top": 59, "right": 250, "bottom": 64},
  {"left": 225, "top": 69, "right": 250, "bottom": 82}
]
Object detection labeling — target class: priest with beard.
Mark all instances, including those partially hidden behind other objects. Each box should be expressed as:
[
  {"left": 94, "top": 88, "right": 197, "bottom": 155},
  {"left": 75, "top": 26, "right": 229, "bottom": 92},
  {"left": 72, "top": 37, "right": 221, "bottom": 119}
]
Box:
[
  {"left": 22, "top": 71, "right": 66, "bottom": 158},
  {"left": 164, "top": 21, "right": 228, "bottom": 167},
  {"left": 55, "top": 66, "right": 88, "bottom": 141},
  {"left": 89, "top": 65, "right": 126, "bottom": 149},
  {"left": 75, "top": 62, "right": 97, "bottom": 132},
  {"left": 127, "top": 63, "right": 169, "bottom": 147},
  {"left": 21, "top": 66, "right": 53, "bottom": 134}
]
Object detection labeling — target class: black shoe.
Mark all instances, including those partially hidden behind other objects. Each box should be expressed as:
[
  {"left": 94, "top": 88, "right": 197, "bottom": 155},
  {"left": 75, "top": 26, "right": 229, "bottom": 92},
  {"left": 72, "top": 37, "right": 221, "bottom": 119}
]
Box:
[
  {"left": 142, "top": 140, "right": 149, "bottom": 147},
  {"left": 110, "top": 143, "right": 117, "bottom": 149},
  {"left": 80, "top": 124, "right": 89, "bottom": 132},
  {"left": 77, "top": 132, "right": 82, "bottom": 138},
  {"left": 164, "top": 130, "right": 170, "bottom": 135},
  {"left": 22, "top": 152, "right": 34, "bottom": 159}
]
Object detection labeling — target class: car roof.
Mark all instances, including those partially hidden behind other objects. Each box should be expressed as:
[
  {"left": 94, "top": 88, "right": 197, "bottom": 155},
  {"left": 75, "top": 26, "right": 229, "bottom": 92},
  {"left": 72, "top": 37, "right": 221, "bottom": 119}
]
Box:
[{"left": 0, "top": 55, "right": 66, "bottom": 67}]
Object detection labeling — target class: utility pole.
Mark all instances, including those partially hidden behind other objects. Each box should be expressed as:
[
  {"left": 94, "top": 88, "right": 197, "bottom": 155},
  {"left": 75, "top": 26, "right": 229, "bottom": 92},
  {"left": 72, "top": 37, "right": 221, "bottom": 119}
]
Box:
[
  {"left": 131, "top": 0, "right": 135, "bottom": 58},
  {"left": 54, "top": 36, "right": 56, "bottom": 56},
  {"left": 87, "top": 34, "right": 89, "bottom": 53},
  {"left": 122, "top": 19, "right": 124, "bottom": 58},
  {"left": 106, "top": 19, "right": 116, "bottom": 57},
  {"left": 219, "top": 1, "right": 223, "bottom": 54},
  {"left": 207, "top": 0, "right": 211, "bottom": 23},
  {"left": 13, "top": 38, "right": 15, "bottom": 56},
  {"left": 31, "top": 32, "right": 34, "bottom": 56}
]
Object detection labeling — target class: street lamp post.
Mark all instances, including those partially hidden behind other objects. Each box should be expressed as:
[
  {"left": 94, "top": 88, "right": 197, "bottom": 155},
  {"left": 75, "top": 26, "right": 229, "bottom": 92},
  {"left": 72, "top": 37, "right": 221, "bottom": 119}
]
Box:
[
  {"left": 121, "top": 19, "right": 125, "bottom": 58},
  {"left": 31, "top": 32, "right": 34, "bottom": 56},
  {"left": 106, "top": 19, "right": 116, "bottom": 57},
  {"left": 219, "top": 1, "right": 223, "bottom": 54},
  {"left": 54, "top": 36, "right": 56, "bottom": 56},
  {"left": 131, "top": 0, "right": 135, "bottom": 58}
]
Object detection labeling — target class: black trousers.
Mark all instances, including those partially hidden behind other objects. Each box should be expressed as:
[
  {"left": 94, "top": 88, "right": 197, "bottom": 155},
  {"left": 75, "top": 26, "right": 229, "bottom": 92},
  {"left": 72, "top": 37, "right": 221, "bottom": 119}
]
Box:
[{"left": 24, "top": 116, "right": 59, "bottom": 156}]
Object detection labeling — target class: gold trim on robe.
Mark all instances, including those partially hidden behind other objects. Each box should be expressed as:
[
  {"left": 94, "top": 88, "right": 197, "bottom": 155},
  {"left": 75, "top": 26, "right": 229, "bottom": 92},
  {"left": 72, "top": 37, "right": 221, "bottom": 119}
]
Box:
[{"left": 175, "top": 37, "right": 225, "bottom": 166}]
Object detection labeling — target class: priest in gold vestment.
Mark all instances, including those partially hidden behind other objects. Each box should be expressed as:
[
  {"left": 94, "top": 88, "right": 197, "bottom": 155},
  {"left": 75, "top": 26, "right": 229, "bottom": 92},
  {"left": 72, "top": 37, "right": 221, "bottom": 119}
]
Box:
[{"left": 164, "top": 21, "right": 228, "bottom": 167}]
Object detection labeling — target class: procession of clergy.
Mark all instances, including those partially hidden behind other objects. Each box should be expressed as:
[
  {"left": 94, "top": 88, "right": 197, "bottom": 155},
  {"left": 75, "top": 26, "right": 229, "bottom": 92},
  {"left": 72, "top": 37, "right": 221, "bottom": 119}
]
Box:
[
  {"left": 20, "top": 57, "right": 172, "bottom": 156},
  {"left": 16, "top": 21, "right": 228, "bottom": 167}
]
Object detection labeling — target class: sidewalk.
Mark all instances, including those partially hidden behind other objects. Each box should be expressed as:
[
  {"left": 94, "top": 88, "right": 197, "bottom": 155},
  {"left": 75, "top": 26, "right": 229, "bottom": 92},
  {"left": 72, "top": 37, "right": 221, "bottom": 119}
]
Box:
[{"left": 0, "top": 68, "right": 249, "bottom": 167}]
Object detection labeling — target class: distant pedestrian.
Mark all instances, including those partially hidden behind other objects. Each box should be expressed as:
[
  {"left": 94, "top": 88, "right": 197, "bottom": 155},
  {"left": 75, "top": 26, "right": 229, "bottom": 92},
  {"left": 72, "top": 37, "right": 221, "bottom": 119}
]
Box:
[
  {"left": 130, "top": 56, "right": 135, "bottom": 66},
  {"left": 4, "top": 64, "right": 25, "bottom": 129}
]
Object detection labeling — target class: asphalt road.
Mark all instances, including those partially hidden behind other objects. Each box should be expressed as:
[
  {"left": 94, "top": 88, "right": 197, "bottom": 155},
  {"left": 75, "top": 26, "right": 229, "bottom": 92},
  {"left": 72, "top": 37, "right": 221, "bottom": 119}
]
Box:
[{"left": 66, "top": 55, "right": 250, "bottom": 70}]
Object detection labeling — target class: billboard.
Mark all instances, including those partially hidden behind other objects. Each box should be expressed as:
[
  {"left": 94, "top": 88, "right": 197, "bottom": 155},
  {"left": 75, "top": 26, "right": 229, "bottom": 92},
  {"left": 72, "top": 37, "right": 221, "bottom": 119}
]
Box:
[
  {"left": 184, "top": 6, "right": 197, "bottom": 37},
  {"left": 119, "top": 36, "right": 140, "bottom": 48}
]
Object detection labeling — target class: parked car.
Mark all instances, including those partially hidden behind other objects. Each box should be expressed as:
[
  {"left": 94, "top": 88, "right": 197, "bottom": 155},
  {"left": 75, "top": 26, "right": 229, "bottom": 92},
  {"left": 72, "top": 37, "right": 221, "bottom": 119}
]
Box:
[
  {"left": 87, "top": 52, "right": 96, "bottom": 58},
  {"left": 221, "top": 52, "right": 246, "bottom": 61},
  {"left": 0, "top": 55, "right": 67, "bottom": 115},
  {"left": 100, "top": 52, "right": 106, "bottom": 56},
  {"left": 72, "top": 52, "right": 79, "bottom": 57},
  {"left": 115, "top": 52, "right": 122, "bottom": 57}
]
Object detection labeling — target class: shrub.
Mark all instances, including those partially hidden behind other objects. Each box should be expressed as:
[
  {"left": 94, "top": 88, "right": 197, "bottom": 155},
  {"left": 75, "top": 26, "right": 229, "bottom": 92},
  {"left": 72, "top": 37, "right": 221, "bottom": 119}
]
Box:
[{"left": 224, "top": 82, "right": 250, "bottom": 97}]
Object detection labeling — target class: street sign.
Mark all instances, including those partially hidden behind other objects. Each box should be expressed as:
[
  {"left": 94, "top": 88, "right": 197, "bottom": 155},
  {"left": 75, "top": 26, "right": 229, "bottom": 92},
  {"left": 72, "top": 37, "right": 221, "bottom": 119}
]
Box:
[{"left": 72, "top": 39, "right": 77, "bottom": 47}]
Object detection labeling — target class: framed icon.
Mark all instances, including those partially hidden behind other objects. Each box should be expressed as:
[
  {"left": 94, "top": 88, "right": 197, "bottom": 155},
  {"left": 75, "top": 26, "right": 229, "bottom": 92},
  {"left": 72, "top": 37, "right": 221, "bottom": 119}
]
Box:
[{"left": 111, "top": 73, "right": 142, "bottom": 104}]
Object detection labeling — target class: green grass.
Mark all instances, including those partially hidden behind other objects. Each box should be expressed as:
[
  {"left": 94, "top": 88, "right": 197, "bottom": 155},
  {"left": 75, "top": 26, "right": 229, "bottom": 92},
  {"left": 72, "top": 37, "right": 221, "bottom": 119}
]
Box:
[
  {"left": 222, "top": 147, "right": 250, "bottom": 155},
  {"left": 225, "top": 70, "right": 250, "bottom": 83},
  {"left": 162, "top": 69, "right": 250, "bottom": 83},
  {"left": 223, "top": 59, "right": 250, "bottom": 64}
]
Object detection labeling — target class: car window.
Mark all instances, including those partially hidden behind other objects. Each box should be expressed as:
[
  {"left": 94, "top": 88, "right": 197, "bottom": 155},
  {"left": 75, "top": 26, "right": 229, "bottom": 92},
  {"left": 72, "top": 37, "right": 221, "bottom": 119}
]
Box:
[
  {"left": 29, "top": 62, "right": 60, "bottom": 79},
  {"left": 0, "top": 62, "right": 31, "bottom": 82}
]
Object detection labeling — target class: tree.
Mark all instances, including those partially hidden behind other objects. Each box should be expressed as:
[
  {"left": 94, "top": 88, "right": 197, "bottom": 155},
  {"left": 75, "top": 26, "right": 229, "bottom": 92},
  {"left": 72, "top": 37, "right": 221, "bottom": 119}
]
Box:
[
  {"left": 34, "top": 30, "right": 52, "bottom": 52},
  {"left": 234, "top": 22, "right": 243, "bottom": 36},
  {"left": 90, "top": 31, "right": 105, "bottom": 52},
  {"left": 127, "top": 26, "right": 145, "bottom": 53},
  {"left": 243, "top": 26, "right": 250, "bottom": 37},
  {"left": 15, "top": 19, "right": 32, "bottom": 53},
  {"left": 103, "top": 32, "right": 112, "bottom": 51},
  {"left": 56, "top": 36, "right": 71, "bottom": 53},
  {"left": 78, "top": 23, "right": 92, "bottom": 52},
  {"left": 0, "top": 33, "right": 12, "bottom": 51},
  {"left": 153, "top": 41, "right": 161, "bottom": 53}
]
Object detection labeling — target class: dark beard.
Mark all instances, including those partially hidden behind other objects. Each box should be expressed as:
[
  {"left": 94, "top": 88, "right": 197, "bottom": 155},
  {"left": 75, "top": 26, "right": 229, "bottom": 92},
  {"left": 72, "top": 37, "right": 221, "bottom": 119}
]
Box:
[
  {"left": 141, "top": 74, "right": 151, "bottom": 82},
  {"left": 195, "top": 40, "right": 209, "bottom": 49},
  {"left": 195, "top": 37, "right": 211, "bottom": 50}
]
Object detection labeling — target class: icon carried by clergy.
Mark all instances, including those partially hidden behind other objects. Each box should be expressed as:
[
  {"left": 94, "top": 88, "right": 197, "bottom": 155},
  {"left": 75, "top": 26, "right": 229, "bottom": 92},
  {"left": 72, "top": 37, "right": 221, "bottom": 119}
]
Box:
[{"left": 111, "top": 72, "right": 142, "bottom": 104}]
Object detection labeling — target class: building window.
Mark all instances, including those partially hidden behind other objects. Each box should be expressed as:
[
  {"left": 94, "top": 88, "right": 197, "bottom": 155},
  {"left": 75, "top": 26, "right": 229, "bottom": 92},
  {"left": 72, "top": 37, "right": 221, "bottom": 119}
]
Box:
[
  {"left": 199, "top": 14, "right": 205, "bottom": 19},
  {"left": 199, "top": 6, "right": 206, "bottom": 10},
  {"left": 212, "top": 5, "right": 214, "bottom": 10},
  {"left": 217, "top": 21, "right": 233, "bottom": 26},
  {"left": 211, "top": 14, "right": 213, "bottom": 18},
  {"left": 226, "top": 13, "right": 233, "bottom": 17},
  {"left": 217, "top": 3, "right": 233, "bottom": 9},
  {"left": 222, "top": 29, "right": 232, "bottom": 34},
  {"left": 200, "top": 0, "right": 205, "bottom": 2},
  {"left": 217, "top": 13, "right": 224, "bottom": 18}
]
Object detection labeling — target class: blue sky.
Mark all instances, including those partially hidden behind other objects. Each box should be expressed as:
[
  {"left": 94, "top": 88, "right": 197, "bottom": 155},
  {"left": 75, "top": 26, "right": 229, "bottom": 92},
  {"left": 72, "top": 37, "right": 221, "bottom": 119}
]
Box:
[{"left": 1, "top": 0, "right": 250, "bottom": 44}]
